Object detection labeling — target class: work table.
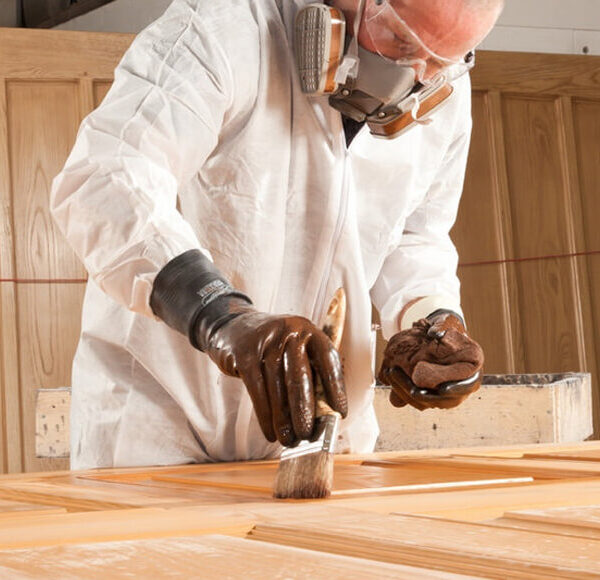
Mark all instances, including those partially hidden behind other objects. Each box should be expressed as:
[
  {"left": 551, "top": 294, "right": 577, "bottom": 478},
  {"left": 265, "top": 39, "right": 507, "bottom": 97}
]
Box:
[{"left": 1, "top": 441, "right": 600, "bottom": 577}]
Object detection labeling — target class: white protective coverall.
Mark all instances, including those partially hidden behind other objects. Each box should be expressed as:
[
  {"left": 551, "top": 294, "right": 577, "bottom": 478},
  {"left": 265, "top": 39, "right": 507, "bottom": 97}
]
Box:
[{"left": 51, "top": 0, "right": 472, "bottom": 470}]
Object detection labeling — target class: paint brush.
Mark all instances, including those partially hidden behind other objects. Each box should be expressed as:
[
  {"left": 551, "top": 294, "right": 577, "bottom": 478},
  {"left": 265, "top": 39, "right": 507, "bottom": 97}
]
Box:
[{"left": 273, "top": 288, "right": 346, "bottom": 499}]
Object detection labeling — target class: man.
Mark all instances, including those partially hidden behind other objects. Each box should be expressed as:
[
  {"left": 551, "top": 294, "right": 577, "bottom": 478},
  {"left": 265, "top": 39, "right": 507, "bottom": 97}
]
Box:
[{"left": 51, "top": 0, "right": 501, "bottom": 469}]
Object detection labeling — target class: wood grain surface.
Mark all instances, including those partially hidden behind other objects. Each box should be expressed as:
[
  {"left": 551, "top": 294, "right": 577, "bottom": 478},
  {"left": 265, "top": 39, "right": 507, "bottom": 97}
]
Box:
[
  {"left": 251, "top": 508, "right": 600, "bottom": 578},
  {"left": 452, "top": 52, "right": 600, "bottom": 436},
  {"left": 0, "top": 443, "right": 599, "bottom": 576},
  {"left": 0, "top": 534, "right": 474, "bottom": 580},
  {"left": 0, "top": 28, "right": 133, "bottom": 79},
  {"left": 152, "top": 462, "right": 533, "bottom": 496}
]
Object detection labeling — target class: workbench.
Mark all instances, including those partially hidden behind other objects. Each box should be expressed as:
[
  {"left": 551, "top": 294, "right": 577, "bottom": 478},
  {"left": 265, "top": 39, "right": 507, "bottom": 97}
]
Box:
[{"left": 1, "top": 441, "right": 600, "bottom": 578}]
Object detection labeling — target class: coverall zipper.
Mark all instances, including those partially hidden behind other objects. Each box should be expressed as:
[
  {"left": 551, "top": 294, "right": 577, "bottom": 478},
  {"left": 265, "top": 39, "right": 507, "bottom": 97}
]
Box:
[{"left": 313, "top": 150, "right": 351, "bottom": 323}]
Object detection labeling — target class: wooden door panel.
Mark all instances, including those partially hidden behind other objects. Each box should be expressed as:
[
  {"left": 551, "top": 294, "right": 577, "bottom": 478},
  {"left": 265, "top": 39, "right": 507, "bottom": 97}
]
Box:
[
  {"left": 513, "top": 258, "right": 582, "bottom": 372},
  {"left": 458, "top": 264, "right": 512, "bottom": 374},
  {"left": 17, "top": 284, "right": 83, "bottom": 472},
  {"left": 7, "top": 81, "right": 86, "bottom": 279},
  {"left": 572, "top": 98, "right": 600, "bottom": 250},
  {"left": 452, "top": 91, "right": 503, "bottom": 264},
  {"left": 501, "top": 96, "right": 572, "bottom": 258},
  {"left": 93, "top": 81, "right": 112, "bottom": 108}
]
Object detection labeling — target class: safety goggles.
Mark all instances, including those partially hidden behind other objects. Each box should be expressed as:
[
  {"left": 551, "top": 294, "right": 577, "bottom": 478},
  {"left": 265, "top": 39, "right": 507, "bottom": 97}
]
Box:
[{"left": 364, "top": 0, "right": 474, "bottom": 84}]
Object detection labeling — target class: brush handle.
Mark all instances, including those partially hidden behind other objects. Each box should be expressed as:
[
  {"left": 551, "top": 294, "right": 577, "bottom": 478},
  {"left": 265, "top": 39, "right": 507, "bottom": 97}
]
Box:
[{"left": 316, "top": 288, "right": 346, "bottom": 419}]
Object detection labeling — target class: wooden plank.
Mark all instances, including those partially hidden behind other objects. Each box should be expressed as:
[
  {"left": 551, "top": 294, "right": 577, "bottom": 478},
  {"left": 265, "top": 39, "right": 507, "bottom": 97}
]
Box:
[
  {"left": 471, "top": 51, "right": 600, "bottom": 98},
  {"left": 488, "top": 516, "right": 600, "bottom": 540},
  {"left": 0, "top": 28, "right": 133, "bottom": 79},
  {"left": 454, "top": 90, "right": 515, "bottom": 373},
  {"left": 0, "top": 480, "right": 192, "bottom": 511},
  {"left": 0, "top": 78, "right": 23, "bottom": 475},
  {"left": 0, "top": 534, "right": 474, "bottom": 580},
  {"left": 554, "top": 96, "right": 591, "bottom": 374},
  {"left": 524, "top": 450, "right": 600, "bottom": 461},
  {"left": 401, "top": 456, "right": 600, "bottom": 478},
  {"left": 0, "top": 498, "right": 64, "bottom": 514},
  {"left": 486, "top": 90, "right": 524, "bottom": 372},
  {"left": 250, "top": 508, "right": 600, "bottom": 578},
  {"left": 453, "top": 91, "right": 505, "bottom": 264},
  {"left": 0, "top": 506, "right": 256, "bottom": 549},
  {"left": 572, "top": 97, "right": 600, "bottom": 436},
  {"left": 503, "top": 505, "right": 600, "bottom": 531},
  {"left": 328, "top": 478, "right": 600, "bottom": 521}
]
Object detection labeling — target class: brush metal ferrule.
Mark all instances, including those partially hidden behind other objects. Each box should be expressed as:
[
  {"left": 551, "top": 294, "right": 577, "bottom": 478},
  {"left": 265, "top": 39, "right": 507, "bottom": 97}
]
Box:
[
  {"left": 318, "top": 413, "right": 340, "bottom": 452},
  {"left": 280, "top": 414, "right": 340, "bottom": 460}
]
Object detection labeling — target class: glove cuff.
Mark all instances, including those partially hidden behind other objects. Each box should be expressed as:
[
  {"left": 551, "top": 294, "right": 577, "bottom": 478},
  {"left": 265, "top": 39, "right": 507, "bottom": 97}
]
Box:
[
  {"left": 426, "top": 308, "right": 466, "bottom": 329},
  {"left": 399, "top": 295, "right": 464, "bottom": 331},
  {"left": 150, "top": 249, "right": 252, "bottom": 351}
]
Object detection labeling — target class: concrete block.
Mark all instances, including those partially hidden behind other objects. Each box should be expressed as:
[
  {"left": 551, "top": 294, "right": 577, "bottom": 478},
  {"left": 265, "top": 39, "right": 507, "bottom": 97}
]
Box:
[{"left": 374, "top": 373, "right": 593, "bottom": 452}]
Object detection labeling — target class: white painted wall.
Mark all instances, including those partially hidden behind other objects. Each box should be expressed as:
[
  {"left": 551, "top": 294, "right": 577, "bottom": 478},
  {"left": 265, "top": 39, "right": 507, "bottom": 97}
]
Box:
[
  {"left": 482, "top": 0, "right": 600, "bottom": 55},
  {"left": 52, "top": 0, "right": 600, "bottom": 56}
]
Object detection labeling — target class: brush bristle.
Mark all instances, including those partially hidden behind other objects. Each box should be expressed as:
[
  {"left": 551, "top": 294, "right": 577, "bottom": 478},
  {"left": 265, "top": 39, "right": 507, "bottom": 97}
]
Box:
[{"left": 273, "top": 450, "right": 334, "bottom": 499}]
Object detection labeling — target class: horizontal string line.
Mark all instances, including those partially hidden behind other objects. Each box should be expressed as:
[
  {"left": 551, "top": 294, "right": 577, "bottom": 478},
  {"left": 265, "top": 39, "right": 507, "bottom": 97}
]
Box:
[
  {"left": 459, "top": 249, "right": 600, "bottom": 268},
  {"left": 0, "top": 278, "right": 88, "bottom": 284},
  {"left": 1, "top": 249, "right": 599, "bottom": 281}
]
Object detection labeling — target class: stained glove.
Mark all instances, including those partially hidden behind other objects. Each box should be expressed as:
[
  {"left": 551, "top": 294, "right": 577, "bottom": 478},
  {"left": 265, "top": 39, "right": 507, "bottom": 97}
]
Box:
[
  {"left": 378, "top": 310, "right": 484, "bottom": 411},
  {"left": 150, "top": 250, "right": 347, "bottom": 447}
]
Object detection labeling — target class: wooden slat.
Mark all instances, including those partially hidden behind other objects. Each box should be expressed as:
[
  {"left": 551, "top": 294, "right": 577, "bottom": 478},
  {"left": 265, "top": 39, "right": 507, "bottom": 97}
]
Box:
[
  {"left": 0, "top": 506, "right": 255, "bottom": 549},
  {"left": 454, "top": 90, "right": 514, "bottom": 373},
  {"left": 0, "top": 28, "right": 133, "bottom": 79},
  {"left": 409, "top": 456, "right": 600, "bottom": 478},
  {"left": 502, "top": 505, "right": 600, "bottom": 531},
  {"left": 453, "top": 91, "right": 504, "bottom": 264},
  {"left": 250, "top": 508, "right": 600, "bottom": 578},
  {"left": 0, "top": 79, "right": 23, "bottom": 475},
  {"left": 572, "top": 97, "right": 600, "bottom": 435},
  {"left": 486, "top": 90, "right": 523, "bottom": 372},
  {"left": 0, "top": 534, "right": 468, "bottom": 580},
  {"left": 471, "top": 51, "right": 600, "bottom": 98},
  {"left": 93, "top": 80, "right": 113, "bottom": 107},
  {"left": 488, "top": 516, "right": 600, "bottom": 540}
]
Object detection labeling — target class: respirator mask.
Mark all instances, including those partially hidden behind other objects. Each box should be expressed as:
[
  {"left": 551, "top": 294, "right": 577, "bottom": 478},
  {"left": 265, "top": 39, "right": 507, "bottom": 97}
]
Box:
[{"left": 294, "top": 0, "right": 475, "bottom": 138}]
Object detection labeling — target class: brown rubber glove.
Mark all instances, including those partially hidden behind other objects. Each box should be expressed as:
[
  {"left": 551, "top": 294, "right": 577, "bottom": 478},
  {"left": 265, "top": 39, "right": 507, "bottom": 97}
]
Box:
[
  {"left": 378, "top": 311, "right": 484, "bottom": 410},
  {"left": 205, "top": 299, "right": 347, "bottom": 447},
  {"left": 149, "top": 249, "right": 347, "bottom": 448}
]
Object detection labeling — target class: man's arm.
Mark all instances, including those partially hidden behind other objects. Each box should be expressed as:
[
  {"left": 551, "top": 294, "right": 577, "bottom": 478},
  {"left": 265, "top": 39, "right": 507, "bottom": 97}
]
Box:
[
  {"left": 370, "top": 74, "right": 473, "bottom": 340},
  {"left": 371, "top": 74, "right": 483, "bottom": 410},
  {"left": 51, "top": 1, "right": 244, "bottom": 316}
]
